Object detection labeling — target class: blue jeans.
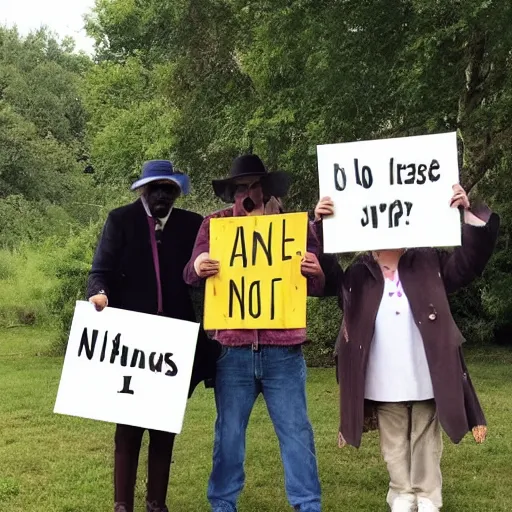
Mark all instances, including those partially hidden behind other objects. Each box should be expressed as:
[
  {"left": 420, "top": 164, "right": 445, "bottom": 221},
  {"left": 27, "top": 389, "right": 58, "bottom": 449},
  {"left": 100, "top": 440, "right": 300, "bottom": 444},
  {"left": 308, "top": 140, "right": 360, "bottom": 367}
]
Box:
[{"left": 208, "top": 345, "right": 321, "bottom": 512}]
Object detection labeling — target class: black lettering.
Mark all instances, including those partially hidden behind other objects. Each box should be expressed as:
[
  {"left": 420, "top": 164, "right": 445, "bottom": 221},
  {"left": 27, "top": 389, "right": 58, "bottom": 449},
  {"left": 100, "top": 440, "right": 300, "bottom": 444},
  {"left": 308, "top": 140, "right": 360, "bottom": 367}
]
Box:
[
  {"left": 130, "top": 349, "right": 146, "bottom": 369},
  {"left": 281, "top": 219, "right": 294, "bottom": 261},
  {"left": 429, "top": 159, "right": 440, "bottom": 182},
  {"left": 110, "top": 333, "right": 121, "bottom": 364},
  {"left": 252, "top": 224, "right": 272, "bottom": 266},
  {"left": 389, "top": 158, "right": 394, "bottom": 185},
  {"left": 417, "top": 163, "right": 427, "bottom": 185},
  {"left": 363, "top": 205, "right": 388, "bottom": 228},
  {"left": 404, "top": 163, "right": 416, "bottom": 185},
  {"left": 396, "top": 164, "right": 406, "bottom": 185},
  {"left": 355, "top": 159, "right": 361, "bottom": 186},
  {"left": 149, "top": 352, "right": 163, "bottom": 373},
  {"left": 229, "top": 226, "right": 247, "bottom": 267},
  {"left": 388, "top": 200, "right": 404, "bottom": 228},
  {"left": 370, "top": 205, "right": 378, "bottom": 228},
  {"left": 404, "top": 201, "right": 413, "bottom": 225},
  {"left": 361, "top": 206, "right": 370, "bottom": 227},
  {"left": 334, "top": 164, "right": 347, "bottom": 191},
  {"left": 164, "top": 353, "right": 178, "bottom": 377},
  {"left": 270, "top": 278, "right": 283, "bottom": 320},
  {"left": 362, "top": 166, "right": 373, "bottom": 188},
  {"left": 229, "top": 277, "right": 245, "bottom": 319},
  {"left": 78, "top": 328, "right": 98, "bottom": 360},
  {"left": 121, "top": 345, "right": 129, "bottom": 367},
  {"left": 248, "top": 280, "right": 261, "bottom": 318},
  {"left": 355, "top": 159, "right": 373, "bottom": 188},
  {"left": 118, "top": 375, "right": 135, "bottom": 395},
  {"left": 100, "top": 331, "right": 108, "bottom": 362}
]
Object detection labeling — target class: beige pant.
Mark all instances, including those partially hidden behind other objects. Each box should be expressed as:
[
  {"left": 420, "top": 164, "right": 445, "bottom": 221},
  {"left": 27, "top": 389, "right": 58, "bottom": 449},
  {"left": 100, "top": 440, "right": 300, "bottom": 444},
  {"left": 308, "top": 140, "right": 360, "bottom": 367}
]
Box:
[{"left": 377, "top": 400, "right": 443, "bottom": 509}]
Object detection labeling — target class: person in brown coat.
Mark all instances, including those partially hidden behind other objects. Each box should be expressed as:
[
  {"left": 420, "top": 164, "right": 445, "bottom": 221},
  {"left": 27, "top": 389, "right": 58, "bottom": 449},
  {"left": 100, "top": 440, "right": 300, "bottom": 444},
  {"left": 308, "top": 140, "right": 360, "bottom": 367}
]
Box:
[{"left": 314, "top": 184, "right": 500, "bottom": 512}]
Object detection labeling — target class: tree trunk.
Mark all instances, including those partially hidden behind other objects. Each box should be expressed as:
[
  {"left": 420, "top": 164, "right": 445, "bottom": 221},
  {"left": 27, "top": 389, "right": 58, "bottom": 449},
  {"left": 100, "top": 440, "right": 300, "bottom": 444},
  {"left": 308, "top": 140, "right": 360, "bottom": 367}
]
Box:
[{"left": 457, "top": 30, "right": 494, "bottom": 192}]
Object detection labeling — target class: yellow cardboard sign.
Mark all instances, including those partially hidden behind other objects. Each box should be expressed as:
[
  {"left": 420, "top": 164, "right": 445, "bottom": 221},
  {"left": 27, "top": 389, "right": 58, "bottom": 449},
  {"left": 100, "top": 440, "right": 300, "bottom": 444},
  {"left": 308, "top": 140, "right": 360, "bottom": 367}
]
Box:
[{"left": 204, "top": 212, "right": 308, "bottom": 330}]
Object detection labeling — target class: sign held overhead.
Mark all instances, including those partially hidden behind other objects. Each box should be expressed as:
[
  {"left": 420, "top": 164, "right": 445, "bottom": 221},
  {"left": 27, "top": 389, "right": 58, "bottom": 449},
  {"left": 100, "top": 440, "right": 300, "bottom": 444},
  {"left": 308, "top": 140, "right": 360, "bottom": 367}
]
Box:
[{"left": 317, "top": 132, "right": 461, "bottom": 253}]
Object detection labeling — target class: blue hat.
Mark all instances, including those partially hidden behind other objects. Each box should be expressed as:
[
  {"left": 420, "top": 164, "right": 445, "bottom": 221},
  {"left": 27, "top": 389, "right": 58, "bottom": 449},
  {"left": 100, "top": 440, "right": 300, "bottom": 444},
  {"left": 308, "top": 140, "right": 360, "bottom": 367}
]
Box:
[{"left": 131, "top": 160, "right": 190, "bottom": 194}]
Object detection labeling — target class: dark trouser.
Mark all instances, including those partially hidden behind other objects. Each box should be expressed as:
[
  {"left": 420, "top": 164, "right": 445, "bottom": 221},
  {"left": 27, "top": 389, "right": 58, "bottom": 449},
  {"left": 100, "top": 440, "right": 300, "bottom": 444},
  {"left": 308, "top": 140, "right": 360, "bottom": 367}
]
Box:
[{"left": 114, "top": 424, "right": 176, "bottom": 511}]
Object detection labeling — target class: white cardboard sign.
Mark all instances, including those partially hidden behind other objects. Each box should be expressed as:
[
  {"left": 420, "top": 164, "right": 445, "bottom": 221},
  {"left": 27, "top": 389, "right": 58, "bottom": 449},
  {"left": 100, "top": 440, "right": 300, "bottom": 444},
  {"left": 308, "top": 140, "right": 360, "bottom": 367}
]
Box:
[
  {"left": 317, "top": 132, "right": 461, "bottom": 253},
  {"left": 54, "top": 301, "right": 199, "bottom": 434}
]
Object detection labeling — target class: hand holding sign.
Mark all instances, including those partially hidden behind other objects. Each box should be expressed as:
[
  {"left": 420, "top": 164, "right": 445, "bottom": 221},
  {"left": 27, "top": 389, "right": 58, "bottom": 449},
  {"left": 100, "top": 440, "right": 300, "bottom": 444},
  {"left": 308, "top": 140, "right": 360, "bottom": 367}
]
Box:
[
  {"left": 300, "top": 252, "right": 323, "bottom": 278},
  {"left": 450, "top": 184, "right": 470, "bottom": 210},
  {"left": 314, "top": 197, "right": 335, "bottom": 222},
  {"left": 89, "top": 293, "right": 108, "bottom": 311},
  {"left": 195, "top": 252, "right": 220, "bottom": 278},
  {"left": 449, "top": 184, "right": 486, "bottom": 226}
]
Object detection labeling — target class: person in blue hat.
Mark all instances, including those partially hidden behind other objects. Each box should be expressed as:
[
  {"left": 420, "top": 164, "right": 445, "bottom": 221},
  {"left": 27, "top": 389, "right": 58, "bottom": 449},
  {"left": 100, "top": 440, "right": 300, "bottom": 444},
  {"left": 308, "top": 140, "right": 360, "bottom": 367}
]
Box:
[{"left": 87, "top": 160, "right": 220, "bottom": 512}]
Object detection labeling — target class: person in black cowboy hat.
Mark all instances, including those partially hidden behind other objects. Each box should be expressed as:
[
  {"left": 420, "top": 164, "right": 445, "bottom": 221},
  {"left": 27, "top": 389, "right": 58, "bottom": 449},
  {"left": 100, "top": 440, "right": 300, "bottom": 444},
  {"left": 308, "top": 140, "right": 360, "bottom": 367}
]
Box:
[
  {"left": 211, "top": 153, "right": 291, "bottom": 207},
  {"left": 88, "top": 160, "right": 220, "bottom": 512},
  {"left": 184, "top": 154, "right": 325, "bottom": 512}
]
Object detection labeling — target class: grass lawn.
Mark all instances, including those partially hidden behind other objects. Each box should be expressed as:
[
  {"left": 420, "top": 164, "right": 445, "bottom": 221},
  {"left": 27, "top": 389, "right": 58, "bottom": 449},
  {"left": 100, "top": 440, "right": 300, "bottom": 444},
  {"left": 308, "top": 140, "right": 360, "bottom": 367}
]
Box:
[{"left": 0, "top": 327, "right": 511, "bottom": 511}]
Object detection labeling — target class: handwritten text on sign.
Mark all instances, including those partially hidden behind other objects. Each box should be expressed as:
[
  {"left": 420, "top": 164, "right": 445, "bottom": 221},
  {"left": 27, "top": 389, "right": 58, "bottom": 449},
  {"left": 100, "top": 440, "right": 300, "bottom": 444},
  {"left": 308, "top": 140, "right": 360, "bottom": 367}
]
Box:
[
  {"left": 54, "top": 301, "right": 199, "bottom": 434},
  {"left": 317, "top": 132, "right": 461, "bottom": 253},
  {"left": 204, "top": 213, "right": 308, "bottom": 329}
]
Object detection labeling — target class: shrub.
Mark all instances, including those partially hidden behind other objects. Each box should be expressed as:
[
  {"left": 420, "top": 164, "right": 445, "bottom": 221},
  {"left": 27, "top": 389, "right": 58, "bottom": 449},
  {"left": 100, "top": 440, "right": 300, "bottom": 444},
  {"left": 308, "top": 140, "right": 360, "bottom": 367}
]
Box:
[
  {"left": 0, "top": 195, "right": 77, "bottom": 250},
  {"left": 305, "top": 296, "right": 341, "bottom": 366},
  {"left": 449, "top": 220, "right": 512, "bottom": 346},
  {"left": 449, "top": 279, "right": 495, "bottom": 345},
  {"left": 45, "top": 222, "right": 102, "bottom": 352},
  {"left": 0, "top": 244, "right": 56, "bottom": 327}
]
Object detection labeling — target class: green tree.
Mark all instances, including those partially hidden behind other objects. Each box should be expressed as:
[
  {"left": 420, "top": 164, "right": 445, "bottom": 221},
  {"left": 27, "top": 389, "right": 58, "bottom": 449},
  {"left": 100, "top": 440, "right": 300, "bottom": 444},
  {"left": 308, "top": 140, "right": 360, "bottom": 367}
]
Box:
[
  {"left": 84, "top": 0, "right": 512, "bottom": 345},
  {"left": 0, "top": 26, "right": 101, "bottom": 247}
]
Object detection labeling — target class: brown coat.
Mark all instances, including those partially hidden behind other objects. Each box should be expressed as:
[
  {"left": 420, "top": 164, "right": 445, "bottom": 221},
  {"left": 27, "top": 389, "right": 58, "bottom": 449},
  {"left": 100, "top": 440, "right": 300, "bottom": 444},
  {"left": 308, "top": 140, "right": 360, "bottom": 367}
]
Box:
[{"left": 319, "top": 206, "right": 500, "bottom": 448}]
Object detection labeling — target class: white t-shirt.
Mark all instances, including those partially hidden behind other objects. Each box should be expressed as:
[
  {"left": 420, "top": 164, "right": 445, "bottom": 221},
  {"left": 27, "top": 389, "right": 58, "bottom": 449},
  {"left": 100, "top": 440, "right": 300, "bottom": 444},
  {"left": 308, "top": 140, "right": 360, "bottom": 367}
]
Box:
[{"left": 364, "top": 272, "right": 434, "bottom": 402}]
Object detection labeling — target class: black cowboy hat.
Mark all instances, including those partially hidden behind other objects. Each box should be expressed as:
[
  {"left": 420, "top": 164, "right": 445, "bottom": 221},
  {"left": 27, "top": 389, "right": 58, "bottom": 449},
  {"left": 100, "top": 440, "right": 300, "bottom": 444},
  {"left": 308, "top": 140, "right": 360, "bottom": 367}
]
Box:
[{"left": 212, "top": 154, "right": 291, "bottom": 203}]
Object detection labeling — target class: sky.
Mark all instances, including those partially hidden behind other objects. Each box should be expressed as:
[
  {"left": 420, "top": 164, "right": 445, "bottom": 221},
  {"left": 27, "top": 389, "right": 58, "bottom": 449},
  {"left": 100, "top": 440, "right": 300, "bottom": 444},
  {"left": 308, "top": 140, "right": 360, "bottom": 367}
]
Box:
[{"left": 0, "top": 0, "right": 96, "bottom": 54}]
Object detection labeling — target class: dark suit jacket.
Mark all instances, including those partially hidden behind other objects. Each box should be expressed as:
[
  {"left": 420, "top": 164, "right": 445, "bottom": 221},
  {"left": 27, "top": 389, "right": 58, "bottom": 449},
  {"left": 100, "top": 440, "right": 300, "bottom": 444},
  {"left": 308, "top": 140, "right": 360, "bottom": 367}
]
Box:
[
  {"left": 319, "top": 206, "right": 500, "bottom": 447},
  {"left": 87, "top": 199, "right": 220, "bottom": 397}
]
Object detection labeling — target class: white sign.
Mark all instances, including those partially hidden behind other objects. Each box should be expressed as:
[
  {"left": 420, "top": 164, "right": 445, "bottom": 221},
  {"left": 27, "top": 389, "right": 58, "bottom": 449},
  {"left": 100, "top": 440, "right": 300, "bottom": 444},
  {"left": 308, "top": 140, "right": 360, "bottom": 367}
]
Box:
[
  {"left": 54, "top": 301, "right": 199, "bottom": 434},
  {"left": 317, "top": 132, "right": 461, "bottom": 253}
]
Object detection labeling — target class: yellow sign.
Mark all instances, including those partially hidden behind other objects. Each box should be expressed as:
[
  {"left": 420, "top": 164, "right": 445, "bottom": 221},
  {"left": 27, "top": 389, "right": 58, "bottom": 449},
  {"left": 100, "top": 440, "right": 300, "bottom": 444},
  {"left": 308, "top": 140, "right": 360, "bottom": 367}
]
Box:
[{"left": 204, "top": 212, "right": 308, "bottom": 330}]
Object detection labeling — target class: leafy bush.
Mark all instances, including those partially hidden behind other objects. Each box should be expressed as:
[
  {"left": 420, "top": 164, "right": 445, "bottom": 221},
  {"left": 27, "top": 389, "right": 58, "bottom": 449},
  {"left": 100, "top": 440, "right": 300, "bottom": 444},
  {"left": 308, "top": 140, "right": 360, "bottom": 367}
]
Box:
[
  {"left": 480, "top": 247, "right": 512, "bottom": 345},
  {"left": 449, "top": 278, "right": 496, "bottom": 345},
  {"left": 0, "top": 179, "right": 129, "bottom": 246},
  {"left": 0, "top": 195, "right": 79, "bottom": 250},
  {"left": 305, "top": 296, "right": 341, "bottom": 366},
  {"left": 449, "top": 250, "right": 512, "bottom": 346},
  {"left": 0, "top": 244, "right": 56, "bottom": 327},
  {"left": 46, "top": 222, "right": 102, "bottom": 352},
  {"left": 450, "top": 162, "right": 512, "bottom": 346}
]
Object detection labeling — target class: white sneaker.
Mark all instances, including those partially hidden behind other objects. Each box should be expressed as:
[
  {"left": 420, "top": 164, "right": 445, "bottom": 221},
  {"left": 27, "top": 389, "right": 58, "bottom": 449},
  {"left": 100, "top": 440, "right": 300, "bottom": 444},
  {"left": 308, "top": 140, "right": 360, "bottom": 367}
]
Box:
[
  {"left": 392, "top": 497, "right": 416, "bottom": 512},
  {"left": 417, "top": 498, "right": 439, "bottom": 512}
]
